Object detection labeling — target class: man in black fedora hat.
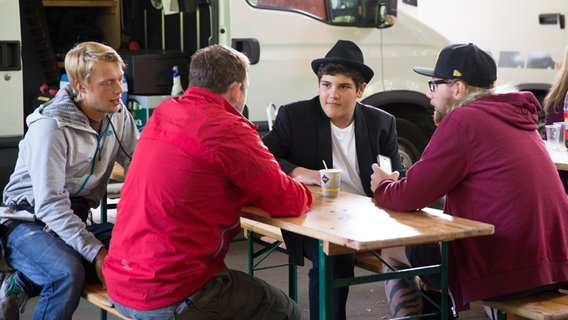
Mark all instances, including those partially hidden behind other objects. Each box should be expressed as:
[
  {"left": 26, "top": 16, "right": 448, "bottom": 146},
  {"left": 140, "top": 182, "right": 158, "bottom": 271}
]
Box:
[{"left": 263, "top": 39, "right": 405, "bottom": 320}]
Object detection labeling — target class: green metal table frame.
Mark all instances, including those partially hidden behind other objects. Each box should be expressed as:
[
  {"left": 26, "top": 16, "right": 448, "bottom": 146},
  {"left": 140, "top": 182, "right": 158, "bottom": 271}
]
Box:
[
  {"left": 245, "top": 230, "right": 298, "bottom": 301},
  {"left": 318, "top": 240, "right": 450, "bottom": 320},
  {"left": 245, "top": 229, "right": 451, "bottom": 320}
]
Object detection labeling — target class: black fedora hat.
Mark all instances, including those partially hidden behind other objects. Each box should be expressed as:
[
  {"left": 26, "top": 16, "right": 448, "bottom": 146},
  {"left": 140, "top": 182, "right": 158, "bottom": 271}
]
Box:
[{"left": 311, "top": 40, "right": 374, "bottom": 83}]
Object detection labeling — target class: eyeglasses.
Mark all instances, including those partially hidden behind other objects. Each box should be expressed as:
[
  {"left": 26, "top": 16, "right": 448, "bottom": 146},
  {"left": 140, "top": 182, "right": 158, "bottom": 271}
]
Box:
[{"left": 428, "top": 79, "right": 457, "bottom": 92}]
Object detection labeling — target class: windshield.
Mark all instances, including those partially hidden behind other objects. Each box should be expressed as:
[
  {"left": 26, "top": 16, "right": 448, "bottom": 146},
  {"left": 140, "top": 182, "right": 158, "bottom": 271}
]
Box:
[{"left": 247, "top": 0, "right": 395, "bottom": 28}]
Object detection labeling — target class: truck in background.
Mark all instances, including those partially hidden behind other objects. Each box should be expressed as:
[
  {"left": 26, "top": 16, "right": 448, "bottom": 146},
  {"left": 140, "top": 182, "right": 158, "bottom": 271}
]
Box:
[
  {"left": 218, "top": 0, "right": 448, "bottom": 168},
  {"left": 128, "top": 0, "right": 449, "bottom": 168},
  {"left": 1, "top": 0, "right": 452, "bottom": 190},
  {"left": 399, "top": 0, "right": 568, "bottom": 130},
  {"left": 0, "top": 0, "right": 23, "bottom": 193}
]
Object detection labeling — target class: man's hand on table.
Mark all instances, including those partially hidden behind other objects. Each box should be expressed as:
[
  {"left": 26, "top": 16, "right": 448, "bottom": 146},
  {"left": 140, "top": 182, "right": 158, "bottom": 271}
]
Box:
[
  {"left": 370, "top": 163, "right": 400, "bottom": 192},
  {"left": 290, "top": 167, "right": 322, "bottom": 186}
]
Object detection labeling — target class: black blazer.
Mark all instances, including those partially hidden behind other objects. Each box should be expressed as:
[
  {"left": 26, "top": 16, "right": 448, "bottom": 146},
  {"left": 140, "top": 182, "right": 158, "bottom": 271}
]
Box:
[{"left": 262, "top": 96, "right": 405, "bottom": 265}]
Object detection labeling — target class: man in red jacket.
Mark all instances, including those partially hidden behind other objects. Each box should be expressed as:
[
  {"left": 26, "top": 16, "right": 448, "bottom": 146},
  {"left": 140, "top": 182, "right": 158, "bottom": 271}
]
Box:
[
  {"left": 371, "top": 43, "right": 568, "bottom": 319},
  {"left": 103, "top": 44, "right": 313, "bottom": 320}
]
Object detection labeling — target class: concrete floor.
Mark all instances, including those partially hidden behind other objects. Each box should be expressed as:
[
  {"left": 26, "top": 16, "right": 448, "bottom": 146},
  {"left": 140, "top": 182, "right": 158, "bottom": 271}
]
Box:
[{"left": 19, "top": 236, "right": 490, "bottom": 319}]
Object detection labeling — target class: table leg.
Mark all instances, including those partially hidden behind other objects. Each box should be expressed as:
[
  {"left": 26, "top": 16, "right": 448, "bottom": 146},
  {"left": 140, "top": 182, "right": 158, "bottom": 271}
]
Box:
[
  {"left": 100, "top": 196, "right": 108, "bottom": 223},
  {"left": 441, "top": 241, "right": 449, "bottom": 319},
  {"left": 247, "top": 230, "right": 254, "bottom": 276},
  {"left": 318, "top": 240, "right": 334, "bottom": 320},
  {"left": 288, "top": 257, "right": 298, "bottom": 302}
]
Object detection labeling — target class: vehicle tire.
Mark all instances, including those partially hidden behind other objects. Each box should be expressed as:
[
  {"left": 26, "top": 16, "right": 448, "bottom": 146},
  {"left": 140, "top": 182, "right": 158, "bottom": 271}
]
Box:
[{"left": 396, "top": 118, "right": 429, "bottom": 169}]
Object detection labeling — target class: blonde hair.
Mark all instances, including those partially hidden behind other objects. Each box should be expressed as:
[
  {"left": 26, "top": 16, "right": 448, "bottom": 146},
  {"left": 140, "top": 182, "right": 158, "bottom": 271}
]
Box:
[
  {"left": 456, "top": 86, "right": 493, "bottom": 107},
  {"left": 64, "top": 41, "right": 125, "bottom": 98},
  {"left": 543, "top": 46, "right": 568, "bottom": 114}
]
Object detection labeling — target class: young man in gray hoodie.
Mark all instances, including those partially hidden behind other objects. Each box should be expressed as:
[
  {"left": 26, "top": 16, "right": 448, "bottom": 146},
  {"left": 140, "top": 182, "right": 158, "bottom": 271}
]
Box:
[{"left": 0, "top": 41, "right": 138, "bottom": 320}]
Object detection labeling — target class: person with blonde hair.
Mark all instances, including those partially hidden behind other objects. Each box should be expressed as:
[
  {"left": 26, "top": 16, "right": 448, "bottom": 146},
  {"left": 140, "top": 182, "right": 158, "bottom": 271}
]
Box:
[
  {"left": 0, "top": 41, "right": 138, "bottom": 320},
  {"left": 543, "top": 45, "right": 568, "bottom": 192}
]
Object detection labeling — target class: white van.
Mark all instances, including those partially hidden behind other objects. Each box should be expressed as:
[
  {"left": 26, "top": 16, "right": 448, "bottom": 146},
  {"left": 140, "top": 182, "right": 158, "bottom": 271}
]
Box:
[
  {"left": 1, "top": 0, "right": 453, "bottom": 188},
  {"left": 399, "top": 0, "right": 568, "bottom": 110}
]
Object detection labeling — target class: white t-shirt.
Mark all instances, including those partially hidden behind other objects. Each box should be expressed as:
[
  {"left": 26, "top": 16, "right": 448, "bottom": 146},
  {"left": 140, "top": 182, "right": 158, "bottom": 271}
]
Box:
[{"left": 331, "top": 121, "right": 366, "bottom": 196}]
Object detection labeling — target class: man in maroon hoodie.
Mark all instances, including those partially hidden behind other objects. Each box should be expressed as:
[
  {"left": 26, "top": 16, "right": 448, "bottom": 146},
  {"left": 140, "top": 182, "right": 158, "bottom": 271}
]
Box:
[{"left": 371, "top": 43, "right": 568, "bottom": 319}]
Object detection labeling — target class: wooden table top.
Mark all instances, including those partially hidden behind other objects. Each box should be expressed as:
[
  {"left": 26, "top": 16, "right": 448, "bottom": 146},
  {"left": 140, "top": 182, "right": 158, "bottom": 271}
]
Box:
[{"left": 240, "top": 186, "right": 494, "bottom": 255}]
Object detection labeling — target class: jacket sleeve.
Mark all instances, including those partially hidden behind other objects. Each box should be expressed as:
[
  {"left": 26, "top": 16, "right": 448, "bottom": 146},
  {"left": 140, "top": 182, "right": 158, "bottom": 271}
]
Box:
[
  {"left": 23, "top": 119, "right": 104, "bottom": 262},
  {"left": 374, "top": 116, "right": 470, "bottom": 211},
  {"left": 219, "top": 119, "right": 313, "bottom": 217},
  {"left": 262, "top": 105, "right": 300, "bottom": 174}
]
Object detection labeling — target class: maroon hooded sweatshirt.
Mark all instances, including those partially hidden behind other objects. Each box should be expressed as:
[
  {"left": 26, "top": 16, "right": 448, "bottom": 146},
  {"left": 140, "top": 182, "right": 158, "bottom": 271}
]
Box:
[{"left": 374, "top": 91, "right": 568, "bottom": 310}]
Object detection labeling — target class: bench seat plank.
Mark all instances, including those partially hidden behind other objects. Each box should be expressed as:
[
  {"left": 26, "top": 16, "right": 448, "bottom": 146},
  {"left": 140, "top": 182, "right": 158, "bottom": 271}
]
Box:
[
  {"left": 82, "top": 281, "right": 131, "bottom": 320},
  {"left": 354, "top": 251, "right": 383, "bottom": 273},
  {"left": 481, "top": 291, "right": 568, "bottom": 320}
]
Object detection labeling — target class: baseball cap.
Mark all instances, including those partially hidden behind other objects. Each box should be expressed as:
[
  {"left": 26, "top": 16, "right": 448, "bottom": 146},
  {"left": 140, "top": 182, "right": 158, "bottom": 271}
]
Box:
[{"left": 413, "top": 43, "right": 497, "bottom": 88}]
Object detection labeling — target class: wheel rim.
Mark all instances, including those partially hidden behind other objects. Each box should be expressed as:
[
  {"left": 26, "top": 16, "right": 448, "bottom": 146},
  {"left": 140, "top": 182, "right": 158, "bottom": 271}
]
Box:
[{"left": 398, "top": 138, "right": 420, "bottom": 169}]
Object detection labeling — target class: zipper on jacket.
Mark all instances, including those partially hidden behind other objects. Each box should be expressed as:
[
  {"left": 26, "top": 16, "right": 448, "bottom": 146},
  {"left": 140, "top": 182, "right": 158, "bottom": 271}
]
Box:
[{"left": 74, "top": 120, "right": 112, "bottom": 196}]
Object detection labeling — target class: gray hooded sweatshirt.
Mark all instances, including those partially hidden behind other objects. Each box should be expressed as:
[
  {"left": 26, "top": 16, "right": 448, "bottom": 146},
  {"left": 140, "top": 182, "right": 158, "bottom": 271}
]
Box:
[{"left": 2, "top": 85, "right": 138, "bottom": 262}]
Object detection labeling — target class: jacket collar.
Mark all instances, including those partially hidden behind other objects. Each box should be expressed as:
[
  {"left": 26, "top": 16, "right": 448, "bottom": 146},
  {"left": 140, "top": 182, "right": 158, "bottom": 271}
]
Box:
[{"left": 185, "top": 87, "right": 258, "bottom": 130}]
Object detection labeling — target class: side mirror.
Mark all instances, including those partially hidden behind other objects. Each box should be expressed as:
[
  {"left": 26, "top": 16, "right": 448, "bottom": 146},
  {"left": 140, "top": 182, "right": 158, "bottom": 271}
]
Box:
[{"left": 374, "top": 0, "right": 397, "bottom": 28}]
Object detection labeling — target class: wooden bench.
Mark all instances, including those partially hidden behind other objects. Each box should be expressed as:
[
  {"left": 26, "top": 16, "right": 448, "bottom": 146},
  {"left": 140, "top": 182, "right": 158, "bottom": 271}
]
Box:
[
  {"left": 82, "top": 281, "right": 131, "bottom": 320},
  {"left": 481, "top": 290, "right": 568, "bottom": 320}
]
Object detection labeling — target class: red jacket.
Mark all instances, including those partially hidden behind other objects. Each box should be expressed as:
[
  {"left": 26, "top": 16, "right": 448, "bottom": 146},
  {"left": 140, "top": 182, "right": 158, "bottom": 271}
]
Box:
[
  {"left": 374, "top": 92, "right": 568, "bottom": 310},
  {"left": 103, "top": 87, "right": 313, "bottom": 310}
]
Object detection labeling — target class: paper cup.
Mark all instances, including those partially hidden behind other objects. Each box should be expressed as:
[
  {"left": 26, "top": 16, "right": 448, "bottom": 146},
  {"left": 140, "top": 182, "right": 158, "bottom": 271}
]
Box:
[{"left": 320, "top": 169, "right": 342, "bottom": 198}]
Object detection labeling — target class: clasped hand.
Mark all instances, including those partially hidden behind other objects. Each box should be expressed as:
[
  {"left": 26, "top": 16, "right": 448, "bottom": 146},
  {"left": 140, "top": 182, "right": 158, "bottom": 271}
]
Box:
[
  {"left": 290, "top": 167, "right": 321, "bottom": 186},
  {"left": 370, "top": 163, "right": 400, "bottom": 192}
]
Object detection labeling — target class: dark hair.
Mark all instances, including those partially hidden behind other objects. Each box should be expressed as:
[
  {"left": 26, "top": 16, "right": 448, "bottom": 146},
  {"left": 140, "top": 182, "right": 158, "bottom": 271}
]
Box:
[
  {"left": 316, "top": 63, "right": 365, "bottom": 90},
  {"left": 188, "top": 45, "right": 250, "bottom": 95}
]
